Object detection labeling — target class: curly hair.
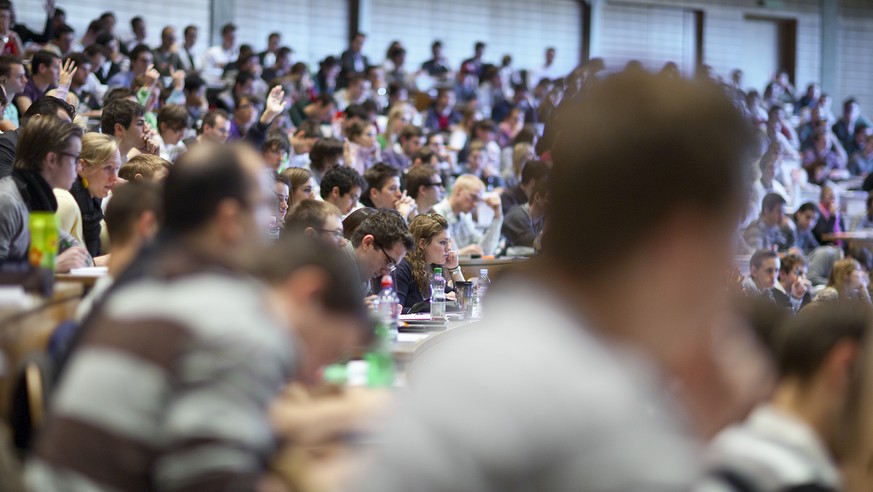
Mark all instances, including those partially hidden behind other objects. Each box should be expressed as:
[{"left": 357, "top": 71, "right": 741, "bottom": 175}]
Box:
[{"left": 407, "top": 213, "right": 449, "bottom": 297}]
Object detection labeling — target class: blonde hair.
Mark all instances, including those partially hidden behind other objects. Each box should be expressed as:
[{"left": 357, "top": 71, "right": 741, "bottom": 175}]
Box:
[
  {"left": 383, "top": 102, "right": 414, "bottom": 146},
  {"left": 81, "top": 133, "right": 119, "bottom": 170},
  {"left": 281, "top": 167, "right": 313, "bottom": 205},
  {"left": 407, "top": 213, "right": 449, "bottom": 296},
  {"left": 452, "top": 174, "right": 484, "bottom": 196},
  {"left": 512, "top": 142, "right": 535, "bottom": 179},
  {"left": 829, "top": 258, "right": 863, "bottom": 298},
  {"left": 119, "top": 154, "right": 170, "bottom": 181}
]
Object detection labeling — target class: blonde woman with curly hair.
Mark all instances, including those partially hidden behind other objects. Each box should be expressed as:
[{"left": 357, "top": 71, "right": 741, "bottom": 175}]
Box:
[{"left": 394, "top": 213, "right": 465, "bottom": 310}]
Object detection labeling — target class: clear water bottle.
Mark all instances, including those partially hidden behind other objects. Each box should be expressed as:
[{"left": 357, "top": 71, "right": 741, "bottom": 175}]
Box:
[
  {"left": 472, "top": 268, "right": 491, "bottom": 319},
  {"left": 377, "top": 275, "right": 399, "bottom": 341},
  {"left": 431, "top": 267, "right": 446, "bottom": 320}
]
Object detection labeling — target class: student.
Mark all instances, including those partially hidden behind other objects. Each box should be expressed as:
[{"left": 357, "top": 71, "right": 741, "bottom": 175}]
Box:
[
  {"left": 357, "top": 70, "right": 757, "bottom": 491},
  {"left": 154, "top": 104, "right": 188, "bottom": 163},
  {"left": 394, "top": 213, "right": 464, "bottom": 310},
  {"left": 100, "top": 98, "right": 154, "bottom": 162},
  {"left": 0, "top": 116, "right": 88, "bottom": 271},
  {"left": 771, "top": 253, "right": 812, "bottom": 313},
  {"left": 703, "top": 302, "right": 872, "bottom": 491},
  {"left": 405, "top": 164, "right": 444, "bottom": 215},
  {"left": 343, "top": 209, "right": 413, "bottom": 299},
  {"left": 281, "top": 167, "right": 316, "bottom": 208},
  {"left": 321, "top": 166, "right": 366, "bottom": 216},
  {"left": 743, "top": 193, "right": 796, "bottom": 253},
  {"left": 813, "top": 258, "right": 871, "bottom": 304},
  {"left": 117, "top": 154, "right": 170, "bottom": 182},
  {"left": 432, "top": 174, "right": 503, "bottom": 256},
  {"left": 28, "top": 143, "right": 301, "bottom": 490},
  {"left": 284, "top": 199, "right": 346, "bottom": 249},
  {"left": 502, "top": 178, "right": 547, "bottom": 249},
  {"left": 54, "top": 133, "right": 120, "bottom": 260},
  {"left": 742, "top": 249, "right": 780, "bottom": 300},
  {"left": 362, "top": 163, "right": 416, "bottom": 221},
  {"left": 73, "top": 181, "right": 161, "bottom": 323}
]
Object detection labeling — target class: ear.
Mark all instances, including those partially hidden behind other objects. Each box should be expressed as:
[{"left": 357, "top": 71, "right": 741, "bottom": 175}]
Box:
[
  {"left": 823, "top": 339, "right": 860, "bottom": 391},
  {"left": 362, "top": 234, "right": 375, "bottom": 249},
  {"left": 331, "top": 186, "right": 341, "bottom": 198},
  {"left": 281, "top": 266, "right": 329, "bottom": 306},
  {"left": 418, "top": 237, "right": 426, "bottom": 250},
  {"left": 134, "top": 173, "right": 144, "bottom": 181},
  {"left": 136, "top": 210, "right": 158, "bottom": 240},
  {"left": 303, "top": 226, "right": 316, "bottom": 237},
  {"left": 214, "top": 198, "right": 244, "bottom": 243},
  {"left": 114, "top": 122, "right": 126, "bottom": 137}
]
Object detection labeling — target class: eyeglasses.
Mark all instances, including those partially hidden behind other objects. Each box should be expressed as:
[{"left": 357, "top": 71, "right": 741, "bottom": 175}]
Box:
[
  {"left": 425, "top": 181, "right": 444, "bottom": 188},
  {"left": 58, "top": 152, "right": 82, "bottom": 162},
  {"left": 316, "top": 228, "right": 344, "bottom": 240},
  {"left": 378, "top": 245, "right": 398, "bottom": 272}
]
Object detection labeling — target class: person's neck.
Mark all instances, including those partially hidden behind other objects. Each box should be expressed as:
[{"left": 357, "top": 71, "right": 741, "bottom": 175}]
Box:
[
  {"left": 519, "top": 181, "right": 534, "bottom": 198},
  {"left": 222, "top": 41, "right": 233, "bottom": 51},
  {"left": 416, "top": 197, "right": 433, "bottom": 214},
  {"left": 770, "top": 380, "right": 832, "bottom": 449},
  {"left": 180, "top": 231, "right": 246, "bottom": 271},
  {"left": 185, "top": 41, "right": 194, "bottom": 50},
  {"left": 33, "top": 75, "right": 52, "bottom": 91},
  {"left": 118, "top": 140, "right": 134, "bottom": 160},
  {"left": 107, "top": 241, "right": 140, "bottom": 277},
  {"left": 529, "top": 203, "right": 545, "bottom": 222}
]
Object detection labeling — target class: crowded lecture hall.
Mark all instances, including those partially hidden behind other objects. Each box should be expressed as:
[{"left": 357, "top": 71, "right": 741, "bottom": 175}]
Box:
[{"left": 1, "top": 0, "right": 873, "bottom": 490}]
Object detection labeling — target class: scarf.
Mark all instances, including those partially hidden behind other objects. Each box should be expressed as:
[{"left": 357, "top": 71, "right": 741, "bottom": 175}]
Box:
[
  {"left": 11, "top": 168, "right": 57, "bottom": 212},
  {"left": 70, "top": 177, "right": 103, "bottom": 257}
]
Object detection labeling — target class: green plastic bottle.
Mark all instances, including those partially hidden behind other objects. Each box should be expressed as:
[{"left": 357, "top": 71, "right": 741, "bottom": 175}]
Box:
[{"left": 366, "top": 318, "right": 395, "bottom": 387}]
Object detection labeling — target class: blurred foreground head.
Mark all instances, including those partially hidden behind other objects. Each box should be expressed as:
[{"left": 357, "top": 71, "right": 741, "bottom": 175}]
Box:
[
  {"left": 773, "top": 301, "right": 871, "bottom": 462},
  {"left": 260, "top": 234, "right": 368, "bottom": 384},
  {"left": 163, "top": 143, "right": 273, "bottom": 268},
  {"left": 544, "top": 71, "right": 755, "bottom": 359}
]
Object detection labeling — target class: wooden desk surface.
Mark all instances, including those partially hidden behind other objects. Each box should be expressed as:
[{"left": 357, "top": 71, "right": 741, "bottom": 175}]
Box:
[
  {"left": 458, "top": 256, "right": 528, "bottom": 280},
  {"left": 54, "top": 273, "right": 104, "bottom": 289}
]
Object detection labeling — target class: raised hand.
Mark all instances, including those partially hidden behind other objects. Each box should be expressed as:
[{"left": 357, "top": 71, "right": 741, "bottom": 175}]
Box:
[
  {"left": 170, "top": 67, "right": 185, "bottom": 90},
  {"left": 259, "top": 85, "right": 288, "bottom": 125},
  {"left": 58, "top": 57, "right": 77, "bottom": 88},
  {"left": 143, "top": 65, "right": 161, "bottom": 88}
]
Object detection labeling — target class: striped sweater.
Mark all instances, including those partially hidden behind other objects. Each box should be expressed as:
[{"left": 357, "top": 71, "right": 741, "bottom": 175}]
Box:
[{"left": 27, "top": 246, "right": 296, "bottom": 491}]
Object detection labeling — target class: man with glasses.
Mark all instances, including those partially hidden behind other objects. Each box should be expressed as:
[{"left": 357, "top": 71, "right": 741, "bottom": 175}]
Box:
[
  {"left": 0, "top": 116, "right": 89, "bottom": 271},
  {"left": 432, "top": 174, "right": 502, "bottom": 256},
  {"left": 285, "top": 199, "right": 347, "bottom": 249},
  {"left": 406, "top": 163, "right": 444, "bottom": 215},
  {"left": 343, "top": 209, "right": 413, "bottom": 299}
]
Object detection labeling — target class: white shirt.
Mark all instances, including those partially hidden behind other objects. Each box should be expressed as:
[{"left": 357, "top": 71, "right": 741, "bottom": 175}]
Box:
[
  {"left": 432, "top": 198, "right": 502, "bottom": 255},
  {"left": 356, "top": 281, "right": 701, "bottom": 491},
  {"left": 201, "top": 45, "right": 238, "bottom": 88}
]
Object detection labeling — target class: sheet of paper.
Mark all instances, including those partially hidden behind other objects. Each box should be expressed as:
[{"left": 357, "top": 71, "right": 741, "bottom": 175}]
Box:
[
  {"left": 399, "top": 313, "right": 433, "bottom": 321},
  {"left": 396, "top": 332, "right": 431, "bottom": 343},
  {"left": 69, "top": 266, "right": 109, "bottom": 276}
]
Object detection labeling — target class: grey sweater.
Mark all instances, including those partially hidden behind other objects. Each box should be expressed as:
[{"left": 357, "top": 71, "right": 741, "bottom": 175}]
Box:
[{"left": 0, "top": 175, "right": 30, "bottom": 261}]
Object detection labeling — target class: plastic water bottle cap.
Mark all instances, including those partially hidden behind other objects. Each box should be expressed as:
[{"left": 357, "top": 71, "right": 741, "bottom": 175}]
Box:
[
  {"left": 434, "top": 267, "right": 442, "bottom": 274},
  {"left": 381, "top": 275, "right": 393, "bottom": 288},
  {"left": 480, "top": 269, "right": 488, "bottom": 275}
]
